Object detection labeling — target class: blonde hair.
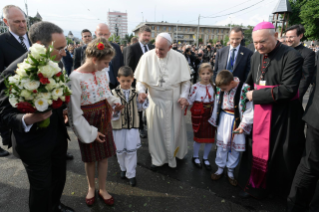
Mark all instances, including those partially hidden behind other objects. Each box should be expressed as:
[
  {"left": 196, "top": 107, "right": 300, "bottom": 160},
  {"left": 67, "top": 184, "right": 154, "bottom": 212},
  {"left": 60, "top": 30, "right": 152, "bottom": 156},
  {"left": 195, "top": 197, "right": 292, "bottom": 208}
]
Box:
[
  {"left": 85, "top": 37, "right": 115, "bottom": 61},
  {"left": 198, "top": 63, "right": 215, "bottom": 88},
  {"left": 215, "top": 70, "right": 234, "bottom": 87}
]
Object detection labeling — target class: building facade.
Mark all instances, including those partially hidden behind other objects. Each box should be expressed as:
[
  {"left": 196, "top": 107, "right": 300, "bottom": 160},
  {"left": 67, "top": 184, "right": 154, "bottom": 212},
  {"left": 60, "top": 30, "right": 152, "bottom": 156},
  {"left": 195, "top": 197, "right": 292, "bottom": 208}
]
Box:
[
  {"left": 132, "top": 22, "right": 245, "bottom": 44},
  {"left": 107, "top": 11, "right": 128, "bottom": 38}
]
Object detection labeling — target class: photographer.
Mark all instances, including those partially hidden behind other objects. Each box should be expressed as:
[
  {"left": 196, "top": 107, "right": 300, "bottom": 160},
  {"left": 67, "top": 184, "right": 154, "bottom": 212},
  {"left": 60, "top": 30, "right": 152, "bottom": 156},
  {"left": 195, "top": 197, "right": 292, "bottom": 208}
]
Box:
[
  {"left": 184, "top": 47, "right": 198, "bottom": 83},
  {"left": 203, "top": 45, "right": 214, "bottom": 65}
]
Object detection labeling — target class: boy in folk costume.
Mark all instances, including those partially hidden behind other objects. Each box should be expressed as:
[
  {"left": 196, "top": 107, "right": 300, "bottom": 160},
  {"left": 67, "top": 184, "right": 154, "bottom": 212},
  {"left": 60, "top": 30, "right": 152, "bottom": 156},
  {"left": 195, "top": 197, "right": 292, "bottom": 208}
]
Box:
[
  {"left": 209, "top": 70, "right": 254, "bottom": 186},
  {"left": 112, "top": 66, "right": 148, "bottom": 187}
]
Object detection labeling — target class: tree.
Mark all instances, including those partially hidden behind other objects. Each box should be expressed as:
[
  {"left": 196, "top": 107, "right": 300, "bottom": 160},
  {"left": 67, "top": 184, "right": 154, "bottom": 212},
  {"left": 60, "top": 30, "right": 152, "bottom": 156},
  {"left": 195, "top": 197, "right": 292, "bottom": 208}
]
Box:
[
  {"left": 124, "top": 33, "right": 135, "bottom": 43},
  {"left": 198, "top": 38, "right": 203, "bottom": 44},
  {"left": 213, "top": 37, "right": 218, "bottom": 44},
  {"left": 288, "top": 0, "right": 319, "bottom": 40},
  {"left": 243, "top": 25, "right": 253, "bottom": 44},
  {"left": 108, "top": 34, "right": 120, "bottom": 43},
  {"left": 223, "top": 35, "right": 229, "bottom": 44}
]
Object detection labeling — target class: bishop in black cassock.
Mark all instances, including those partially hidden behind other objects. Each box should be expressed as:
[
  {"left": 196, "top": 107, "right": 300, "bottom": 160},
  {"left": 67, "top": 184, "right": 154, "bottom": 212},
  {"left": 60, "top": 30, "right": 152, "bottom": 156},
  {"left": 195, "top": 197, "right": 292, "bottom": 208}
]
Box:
[{"left": 238, "top": 22, "right": 305, "bottom": 199}]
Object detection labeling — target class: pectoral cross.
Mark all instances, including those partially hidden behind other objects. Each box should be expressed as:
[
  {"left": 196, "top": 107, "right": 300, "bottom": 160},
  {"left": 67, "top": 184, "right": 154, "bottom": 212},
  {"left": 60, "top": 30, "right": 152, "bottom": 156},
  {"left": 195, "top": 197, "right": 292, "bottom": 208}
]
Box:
[{"left": 159, "top": 77, "right": 165, "bottom": 87}]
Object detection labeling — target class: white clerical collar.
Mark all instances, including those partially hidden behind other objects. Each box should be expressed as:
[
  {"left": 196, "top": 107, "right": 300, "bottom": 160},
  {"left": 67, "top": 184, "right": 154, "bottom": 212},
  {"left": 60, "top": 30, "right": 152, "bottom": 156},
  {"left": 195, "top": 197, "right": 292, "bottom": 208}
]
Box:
[
  {"left": 10, "top": 30, "right": 28, "bottom": 43},
  {"left": 230, "top": 44, "right": 240, "bottom": 52}
]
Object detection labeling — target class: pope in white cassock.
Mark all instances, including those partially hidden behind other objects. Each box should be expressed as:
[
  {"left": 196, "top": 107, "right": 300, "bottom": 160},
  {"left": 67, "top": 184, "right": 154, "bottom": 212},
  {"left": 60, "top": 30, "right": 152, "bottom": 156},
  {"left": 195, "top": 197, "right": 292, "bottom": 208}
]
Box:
[{"left": 134, "top": 33, "right": 191, "bottom": 170}]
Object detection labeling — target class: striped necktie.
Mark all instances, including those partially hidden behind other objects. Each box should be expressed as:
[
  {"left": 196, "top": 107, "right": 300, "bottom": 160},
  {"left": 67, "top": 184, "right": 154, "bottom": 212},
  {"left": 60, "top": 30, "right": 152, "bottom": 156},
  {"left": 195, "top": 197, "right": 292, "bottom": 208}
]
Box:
[{"left": 19, "top": 36, "right": 28, "bottom": 51}]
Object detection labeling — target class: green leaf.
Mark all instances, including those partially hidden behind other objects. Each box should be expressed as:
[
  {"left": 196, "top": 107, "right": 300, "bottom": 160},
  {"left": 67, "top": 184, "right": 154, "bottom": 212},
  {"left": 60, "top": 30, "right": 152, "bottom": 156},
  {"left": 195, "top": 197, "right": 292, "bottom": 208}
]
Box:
[{"left": 143, "top": 203, "right": 147, "bottom": 206}]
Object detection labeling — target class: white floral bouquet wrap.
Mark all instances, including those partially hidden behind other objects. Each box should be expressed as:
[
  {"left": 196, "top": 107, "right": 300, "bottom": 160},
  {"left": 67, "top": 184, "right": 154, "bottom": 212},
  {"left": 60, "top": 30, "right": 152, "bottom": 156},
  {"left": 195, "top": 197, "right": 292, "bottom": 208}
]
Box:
[{"left": 5, "top": 43, "right": 72, "bottom": 128}]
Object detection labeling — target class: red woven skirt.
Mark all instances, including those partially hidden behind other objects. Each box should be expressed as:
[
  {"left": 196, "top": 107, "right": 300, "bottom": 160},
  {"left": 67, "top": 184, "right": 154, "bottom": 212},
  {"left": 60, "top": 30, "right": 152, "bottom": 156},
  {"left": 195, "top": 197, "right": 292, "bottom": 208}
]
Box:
[
  {"left": 78, "top": 100, "right": 116, "bottom": 162},
  {"left": 191, "top": 102, "right": 216, "bottom": 143}
]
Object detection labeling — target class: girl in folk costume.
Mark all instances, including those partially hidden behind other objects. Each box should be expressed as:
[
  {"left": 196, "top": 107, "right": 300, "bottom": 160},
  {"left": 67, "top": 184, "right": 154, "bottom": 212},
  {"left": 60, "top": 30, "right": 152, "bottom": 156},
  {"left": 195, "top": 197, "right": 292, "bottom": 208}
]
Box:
[
  {"left": 208, "top": 70, "right": 254, "bottom": 186},
  {"left": 188, "top": 63, "right": 216, "bottom": 170},
  {"left": 111, "top": 66, "right": 148, "bottom": 187},
  {"left": 68, "top": 38, "right": 122, "bottom": 206}
]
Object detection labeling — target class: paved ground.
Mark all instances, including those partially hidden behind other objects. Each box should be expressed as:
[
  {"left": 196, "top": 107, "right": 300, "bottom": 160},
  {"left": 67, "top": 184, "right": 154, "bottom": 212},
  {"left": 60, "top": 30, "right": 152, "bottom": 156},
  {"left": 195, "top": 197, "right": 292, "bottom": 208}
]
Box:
[{"left": 0, "top": 89, "right": 317, "bottom": 212}]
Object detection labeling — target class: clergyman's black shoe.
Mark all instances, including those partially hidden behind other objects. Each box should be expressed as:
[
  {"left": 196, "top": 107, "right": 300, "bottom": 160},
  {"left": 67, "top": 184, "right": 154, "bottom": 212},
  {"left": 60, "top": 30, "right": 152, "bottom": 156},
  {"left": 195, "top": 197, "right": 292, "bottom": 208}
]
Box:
[
  {"left": 150, "top": 164, "right": 158, "bottom": 172},
  {"left": 129, "top": 177, "right": 137, "bottom": 187},
  {"left": 139, "top": 129, "right": 147, "bottom": 138},
  {"left": 0, "top": 147, "right": 9, "bottom": 157},
  {"left": 120, "top": 171, "right": 126, "bottom": 179},
  {"left": 66, "top": 152, "right": 74, "bottom": 160},
  {"left": 239, "top": 190, "right": 251, "bottom": 199},
  {"left": 58, "top": 203, "right": 75, "bottom": 212}
]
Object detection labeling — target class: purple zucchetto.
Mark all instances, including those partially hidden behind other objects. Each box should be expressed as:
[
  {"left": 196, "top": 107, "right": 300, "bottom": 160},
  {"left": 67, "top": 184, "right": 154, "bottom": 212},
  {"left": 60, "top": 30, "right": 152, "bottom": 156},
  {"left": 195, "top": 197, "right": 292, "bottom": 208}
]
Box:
[{"left": 253, "top": 22, "right": 275, "bottom": 31}]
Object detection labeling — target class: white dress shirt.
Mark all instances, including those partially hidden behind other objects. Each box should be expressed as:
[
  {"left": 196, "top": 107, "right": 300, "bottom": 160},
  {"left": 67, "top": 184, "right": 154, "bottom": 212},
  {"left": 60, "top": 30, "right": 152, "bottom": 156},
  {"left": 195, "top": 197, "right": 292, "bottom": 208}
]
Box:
[
  {"left": 227, "top": 44, "right": 240, "bottom": 66},
  {"left": 139, "top": 41, "right": 149, "bottom": 54},
  {"left": 10, "top": 30, "right": 31, "bottom": 50}
]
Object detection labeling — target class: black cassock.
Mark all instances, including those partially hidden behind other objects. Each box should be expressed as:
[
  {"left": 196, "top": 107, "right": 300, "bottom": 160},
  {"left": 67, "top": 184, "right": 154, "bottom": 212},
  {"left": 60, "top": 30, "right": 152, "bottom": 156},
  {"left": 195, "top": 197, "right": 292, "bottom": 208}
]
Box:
[{"left": 238, "top": 42, "right": 306, "bottom": 198}]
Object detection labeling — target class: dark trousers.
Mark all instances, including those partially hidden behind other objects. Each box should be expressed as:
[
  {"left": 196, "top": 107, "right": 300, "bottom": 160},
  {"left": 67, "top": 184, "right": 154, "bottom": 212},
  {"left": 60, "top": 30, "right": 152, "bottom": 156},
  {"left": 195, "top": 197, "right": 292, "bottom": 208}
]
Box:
[
  {"left": 287, "top": 125, "right": 319, "bottom": 211},
  {"left": 139, "top": 111, "right": 144, "bottom": 130},
  {"left": 20, "top": 138, "right": 67, "bottom": 212},
  {"left": 0, "top": 126, "right": 11, "bottom": 146}
]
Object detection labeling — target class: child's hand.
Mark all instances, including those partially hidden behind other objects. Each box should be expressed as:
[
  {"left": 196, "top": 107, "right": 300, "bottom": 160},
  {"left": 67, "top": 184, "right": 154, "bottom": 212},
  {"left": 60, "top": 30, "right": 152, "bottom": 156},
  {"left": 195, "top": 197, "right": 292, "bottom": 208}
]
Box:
[
  {"left": 96, "top": 132, "right": 106, "bottom": 143},
  {"left": 114, "top": 103, "right": 125, "bottom": 112},
  {"left": 233, "top": 127, "right": 244, "bottom": 134},
  {"left": 138, "top": 93, "right": 148, "bottom": 103}
]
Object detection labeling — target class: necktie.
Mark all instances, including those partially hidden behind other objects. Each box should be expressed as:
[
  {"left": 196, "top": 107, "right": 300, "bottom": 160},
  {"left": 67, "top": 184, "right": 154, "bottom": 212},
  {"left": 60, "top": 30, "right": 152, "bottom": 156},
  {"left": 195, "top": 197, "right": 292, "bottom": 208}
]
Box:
[
  {"left": 19, "top": 36, "right": 28, "bottom": 51},
  {"left": 144, "top": 45, "right": 148, "bottom": 53},
  {"left": 226, "top": 49, "right": 236, "bottom": 72}
]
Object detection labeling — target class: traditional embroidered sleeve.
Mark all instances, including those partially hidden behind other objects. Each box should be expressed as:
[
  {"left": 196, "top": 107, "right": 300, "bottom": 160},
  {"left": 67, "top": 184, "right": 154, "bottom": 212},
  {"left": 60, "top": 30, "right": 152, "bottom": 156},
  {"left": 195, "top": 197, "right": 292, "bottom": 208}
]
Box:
[
  {"left": 136, "top": 81, "right": 147, "bottom": 94},
  {"left": 68, "top": 75, "right": 97, "bottom": 144},
  {"left": 239, "top": 101, "right": 254, "bottom": 134},
  {"left": 106, "top": 91, "right": 121, "bottom": 106},
  {"left": 180, "top": 80, "right": 191, "bottom": 99},
  {"left": 208, "top": 89, "right": 219, "bottom": 127},
  {"left": 187, "top": 84, "right": 197, "bottom": 105}
]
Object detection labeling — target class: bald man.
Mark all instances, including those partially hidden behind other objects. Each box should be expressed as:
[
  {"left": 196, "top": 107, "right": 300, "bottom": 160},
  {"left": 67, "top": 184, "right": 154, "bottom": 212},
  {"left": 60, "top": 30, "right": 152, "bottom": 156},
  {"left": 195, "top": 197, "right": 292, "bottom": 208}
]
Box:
[
  {"left": 0, "top": 5, "right": 31, "bottom": 156},
  {"left": 134, "top": 33, "right": 191, "bottom": 170},
  {"left": 73, "top": 23, "right": 123, "bottom": 89}
]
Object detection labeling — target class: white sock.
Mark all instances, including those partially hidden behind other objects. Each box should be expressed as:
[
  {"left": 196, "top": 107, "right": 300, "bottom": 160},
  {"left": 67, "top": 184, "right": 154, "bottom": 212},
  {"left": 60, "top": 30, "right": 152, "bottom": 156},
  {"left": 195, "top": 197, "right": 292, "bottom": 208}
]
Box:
[
  {"left": 194, "top": 158, "right": 201, "bottom": 164},
  {"left": 204, "top": 159, "right": 210, "bottom": 165},
  {"left": 228, "top": 171, "right": 234, "bottom": 179},
  {"left": 215, "top": 167, "right": 224, "bottom": 175},
  {"left": 193, "top": 142, "right": 201, "bottom": 158}
]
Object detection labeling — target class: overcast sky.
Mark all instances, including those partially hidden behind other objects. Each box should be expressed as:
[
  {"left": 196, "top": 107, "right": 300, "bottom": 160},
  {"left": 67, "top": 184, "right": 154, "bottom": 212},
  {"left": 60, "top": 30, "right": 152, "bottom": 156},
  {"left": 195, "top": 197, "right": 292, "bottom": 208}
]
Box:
[{"left": 1, "top": 0, "right": 278, "bottom": 38}]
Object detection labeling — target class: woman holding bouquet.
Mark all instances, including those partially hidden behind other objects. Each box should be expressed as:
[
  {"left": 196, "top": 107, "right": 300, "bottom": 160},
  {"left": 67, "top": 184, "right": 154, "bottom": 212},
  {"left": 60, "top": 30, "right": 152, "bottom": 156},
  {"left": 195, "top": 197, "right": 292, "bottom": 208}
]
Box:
[{"left": 69, "top": 38, "right": 122, "bottom": 206}]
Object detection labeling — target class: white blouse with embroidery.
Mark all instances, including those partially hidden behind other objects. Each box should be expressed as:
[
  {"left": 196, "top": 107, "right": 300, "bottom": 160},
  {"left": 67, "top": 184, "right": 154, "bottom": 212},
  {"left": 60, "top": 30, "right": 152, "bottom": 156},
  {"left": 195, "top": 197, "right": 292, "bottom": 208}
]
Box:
[
  {"left": 69, "top": 70, "right": 120, "bottom": 144},
  {"left": 187, "top": 82, "right": 215, "bottom": 105}
]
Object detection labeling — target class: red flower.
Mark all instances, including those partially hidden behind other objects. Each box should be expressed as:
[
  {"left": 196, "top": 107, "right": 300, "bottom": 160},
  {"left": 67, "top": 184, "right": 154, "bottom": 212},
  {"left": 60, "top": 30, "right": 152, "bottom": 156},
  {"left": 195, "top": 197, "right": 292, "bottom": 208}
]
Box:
[
  {"left": 40, "top": 77, "right": 50, "bottom": 85},
  {"left": 52, "top": 98, "right": 63, "bottom": 109},
  {"left": 97, "top": 43, "right": 105, "bottom": 50},
  {"left": 55, "top": 72, "right": 62, "bottom": 77},
  {"left": 33, "top": 90, "right": 37, "bottom": 93},
  {"left": 65, "top": 96, "right": 70, "bottom": 104},
  {"left": 16, "top": 102, "right": 36, "bottom": 113},
  {"left": 38, "top": 73, "right": 44, "bottom": 78},
  {"left": 247, "top": 87, "right": 250, "bottom": 90},
  {"left": 194, "top": 87, "right": 197, "bottom": 89}
]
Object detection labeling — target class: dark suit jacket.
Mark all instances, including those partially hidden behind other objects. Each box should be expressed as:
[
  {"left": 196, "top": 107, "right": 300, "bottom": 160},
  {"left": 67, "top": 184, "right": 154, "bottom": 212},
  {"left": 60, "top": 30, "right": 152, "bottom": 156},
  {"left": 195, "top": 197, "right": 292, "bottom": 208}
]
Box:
[
  {"left": 295, "top": 44, "right": 316, "bottom": 100},
  {"left": 61, "top": 49, "right": 73, "bottom": 76},
  {"left": 0, "top": 53, "right": 69, "bottom": 157},
  {"left": 0, "top": 31, "right": 30, "bottom": 73},
  {"left": 303, "top": 59, "right": 319, "bottom": 129},
  {"left": 123, "top": 46, "right": 129, "bottom": 65},
  {"left": 213, "top": 45, "right": 253, "bottom": 82},
  {"left": 124, "top": 42, "right": 154, "bottom": 72},
  {"left": 247, "top": 43, "right": 255, "bottom": 52},
  {"left": 73, "top": 42, "right": 123, "bottom": 78}
]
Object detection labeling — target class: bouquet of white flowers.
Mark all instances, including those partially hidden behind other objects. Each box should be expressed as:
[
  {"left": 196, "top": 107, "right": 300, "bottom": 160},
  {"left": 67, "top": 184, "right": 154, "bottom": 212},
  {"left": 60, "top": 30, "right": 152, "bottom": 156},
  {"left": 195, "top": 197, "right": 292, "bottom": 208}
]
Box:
[{"left": 4, "top": 43, "right": 72, "bottom": 128}]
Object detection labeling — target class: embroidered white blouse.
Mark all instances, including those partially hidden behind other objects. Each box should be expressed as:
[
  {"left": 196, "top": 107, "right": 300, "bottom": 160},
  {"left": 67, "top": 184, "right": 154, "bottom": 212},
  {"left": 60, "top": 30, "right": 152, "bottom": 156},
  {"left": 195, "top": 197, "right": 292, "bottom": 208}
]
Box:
[
  {"left": 69, "top": 70, "right": 120, "bottom": 144},
  {"left": 187, "top": 82, "right": 215, "bottom": 105}
]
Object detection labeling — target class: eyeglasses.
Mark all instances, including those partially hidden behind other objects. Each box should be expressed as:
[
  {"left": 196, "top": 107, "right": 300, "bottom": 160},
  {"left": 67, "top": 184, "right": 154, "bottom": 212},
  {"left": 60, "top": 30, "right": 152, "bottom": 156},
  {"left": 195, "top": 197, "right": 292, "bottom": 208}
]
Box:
[{"left": 57, "top": 47, "right": 67, "bottom": 55}]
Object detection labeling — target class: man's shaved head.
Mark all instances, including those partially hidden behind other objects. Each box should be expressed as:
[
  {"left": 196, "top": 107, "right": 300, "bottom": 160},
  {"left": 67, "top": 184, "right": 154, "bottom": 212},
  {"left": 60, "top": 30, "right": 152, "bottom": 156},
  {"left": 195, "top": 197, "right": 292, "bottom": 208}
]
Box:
[{"left": 95, "top": 23, "right": 111, "bottom": 39}]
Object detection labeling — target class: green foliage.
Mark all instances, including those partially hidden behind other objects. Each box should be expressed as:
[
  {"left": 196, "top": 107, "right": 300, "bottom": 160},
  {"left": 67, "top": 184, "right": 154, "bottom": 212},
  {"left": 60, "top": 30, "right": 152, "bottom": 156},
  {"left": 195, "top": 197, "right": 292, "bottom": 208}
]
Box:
[
  {"left": 150, "top": 39, "right": 155, "bottom": 44},
  {"left": 198, "top": 38, "right": 203, "bottom": 44},
  {"left": 213, "top": 37, "right": 218, "bottom": 44},
  {"left": 223, "top": 35, "right": 229, "bottom": 44},
  {"left": 108, "top": 34, "right": 121, "bottom": 43}
]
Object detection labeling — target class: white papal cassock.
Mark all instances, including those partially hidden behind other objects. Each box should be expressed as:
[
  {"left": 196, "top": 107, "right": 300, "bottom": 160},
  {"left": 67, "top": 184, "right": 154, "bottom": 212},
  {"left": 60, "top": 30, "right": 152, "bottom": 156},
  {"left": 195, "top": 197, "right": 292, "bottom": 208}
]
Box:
[{"left": 134, "top": 49, "right": 191, "bottom": 168}]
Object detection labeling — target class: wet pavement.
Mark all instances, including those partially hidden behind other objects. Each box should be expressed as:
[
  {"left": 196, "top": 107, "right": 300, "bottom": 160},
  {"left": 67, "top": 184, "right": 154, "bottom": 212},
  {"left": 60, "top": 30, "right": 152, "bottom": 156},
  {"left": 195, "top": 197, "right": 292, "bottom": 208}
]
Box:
[{"left": 0, "top": 89, "right": 317, "bottom": 212}]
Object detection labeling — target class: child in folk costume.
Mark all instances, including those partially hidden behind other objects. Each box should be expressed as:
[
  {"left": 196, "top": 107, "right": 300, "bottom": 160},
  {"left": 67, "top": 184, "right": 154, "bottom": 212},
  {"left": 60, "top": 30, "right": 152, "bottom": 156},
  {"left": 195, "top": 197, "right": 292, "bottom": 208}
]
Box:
[
  {"left": 188, "top": 63, "right": 216, "bottom": 170},
  {"left": 209, "top": 70, "right": 254, "bottom": 186},
  {"left": 111, "top": 66, "right": 148, "bottom": 187},
  {"left": 69, "top": 38, "right": 122, "bottom": 206}
]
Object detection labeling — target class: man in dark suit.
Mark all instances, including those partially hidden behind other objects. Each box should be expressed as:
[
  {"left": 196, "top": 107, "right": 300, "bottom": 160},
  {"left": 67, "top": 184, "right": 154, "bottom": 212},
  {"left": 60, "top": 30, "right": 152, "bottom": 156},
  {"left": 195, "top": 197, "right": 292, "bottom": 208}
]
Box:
[
  {"left": 123, "top": 36, "right": 138, "bottom": 65},
  {"left": 0, "top": 21, "right": 74, "bottom": 212},
  {"left": 287, "top": 57, "right": 319, "bottom": 212},
  {"left": 0, "top": 5, "right": 31, "bottom": 157},
  {"left": 285, "top": 24, "right": 316, "bottom": 101},
  {"left": 213, "top": 27, "right": 253, "bottom": 82},
  {"left": 73, "top": 24, "right": 123, "bottom": 89},
  {"left": 73, "top": 29, "right": 92, "bottom": 70},
  {"left": 124, "top": 26, "right": 154, "bottom": 138}
]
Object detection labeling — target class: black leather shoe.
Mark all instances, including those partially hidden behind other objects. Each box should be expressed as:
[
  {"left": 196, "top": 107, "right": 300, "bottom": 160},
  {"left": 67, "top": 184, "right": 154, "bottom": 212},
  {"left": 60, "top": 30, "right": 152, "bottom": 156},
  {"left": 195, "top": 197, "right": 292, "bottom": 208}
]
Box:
[
  {"left": 0, "top": 147, "right": 9, "bottom": 157},
  {"left": 192, "top": 157, "right": 202, "bottom": 168},
  {"left": 150, "top": 164, "right": 158, "bottom": 172},
  {"left": 239, "top": 190, "right": 250, "bottom": 199},
  {"left": 129, "top": 177, "right": 137, "bottom": 187},
  {"left": 66, "top": 152, "right": 74, "bottom": 160},
  {"left": 58, "top": 203, "right": 75, "bottom": 212},
  {"left": 139, "top": 129, "right": 147, "bottom": 138},
  {"left": 120, "top": 171, "right": 126, "bottom": 179},
  {"left": 202, "top": 159, "right": 212, "bottom": 170}
]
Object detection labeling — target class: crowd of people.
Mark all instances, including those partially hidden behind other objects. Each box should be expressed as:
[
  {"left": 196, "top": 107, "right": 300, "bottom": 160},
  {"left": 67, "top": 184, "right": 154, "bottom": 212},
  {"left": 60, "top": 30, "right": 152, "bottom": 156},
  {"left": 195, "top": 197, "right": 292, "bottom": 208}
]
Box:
[{"left": 0, "top": 4, "right": 319, "bottom": 212}]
